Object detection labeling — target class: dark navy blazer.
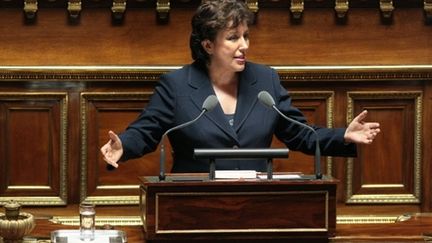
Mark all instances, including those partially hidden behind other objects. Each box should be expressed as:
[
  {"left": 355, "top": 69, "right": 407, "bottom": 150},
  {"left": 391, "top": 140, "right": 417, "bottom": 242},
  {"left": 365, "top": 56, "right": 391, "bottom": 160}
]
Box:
[{"left": 119, "top": 62, "right": 356, "bottom": 172}]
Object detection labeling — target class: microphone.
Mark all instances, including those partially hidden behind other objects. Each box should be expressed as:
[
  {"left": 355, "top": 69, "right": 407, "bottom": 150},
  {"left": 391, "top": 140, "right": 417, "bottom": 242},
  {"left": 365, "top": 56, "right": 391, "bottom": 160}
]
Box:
[
  {"left": 257, "top": 91, "right": 322, "bottom": 179},
  {"left": 159, "top": 95, "right": 219, "bottom": 181}
]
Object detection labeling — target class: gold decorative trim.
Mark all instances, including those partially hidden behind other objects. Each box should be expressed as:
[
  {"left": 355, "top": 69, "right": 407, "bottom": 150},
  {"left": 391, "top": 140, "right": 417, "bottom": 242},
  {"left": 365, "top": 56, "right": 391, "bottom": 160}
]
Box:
[
  {"left": 155, "top": 191, "right": 329, "bottom": 234},
  {"left": 0, "top": 65, "right": 431, "bottom": 82},
  {"left": 0, "top": 92, "right": 68, "bottom": 206},
  {"left": 67, "top": 0, "right": 81, "bottom": 19},
  {"left": 7, "top": 186, "right": 51, "bottom": 190},
  {"left": 335, "top": 0, "right": 349, "bottom": 19},
  {"left": 425, "top": 0, "right": 432, "bottom": 21},
  {"left": 156, "top": 0, "right": 170, "bottom": 21},
  {"left": 245, "top": 0, "right": 259, "bottom": 13},
  {"left": 47, "top": 215, "right": 402, "bottom": 226},
  {"left": 140, "top": 188, "right": 147, "bottom": 232},
  {"left": 80, "top": 92, "right": 152, "bottom": 205},
  {"left": 0, "top": 66, "right": 178, "bottom": 82},
  {"left": 83, "top": 196, "right": 140, "bottom": 205},
  {"left": 348, "top": 194, "right": 419, "bottom": 204},
  {"left": 290, "top": 0, "right": 304, "bottom": 19},
  {"left": 111, "top": 0, "right": 126, "bottom": 21},
  {"left": 0, "top": 196, "right": 66, "bottom": 206},
  {"left": 336, "top": 215, "right": 398, "bottom": 224},
  {"left": 97, "top": 185, "right": 139, "bottom": 190},
  {"left": 274, "top": 65, "right": 432, "bottom": 81},
  {"left": 346, "top": 91, "right": 422, "bottom": 204},
  {"left": 23, "top": 0, "right": 38, "bottom": 20},
  {"left": 290, "top": 91, "right": 335, "bottom": 176},
  {"left": 157, "top": 228, "right": 328, "bottom": 234},
  {"left": 380, "top": 0, "right": 394, "bottom": 19},
  {"left": 50, "top": 216, "right": 143, "bottom": 226},
  {"left": 361, "top": 184, "right": 404, "bottom": 189},
  {"left": 245, "top": 0, "right": 259, "bottom": 23}
]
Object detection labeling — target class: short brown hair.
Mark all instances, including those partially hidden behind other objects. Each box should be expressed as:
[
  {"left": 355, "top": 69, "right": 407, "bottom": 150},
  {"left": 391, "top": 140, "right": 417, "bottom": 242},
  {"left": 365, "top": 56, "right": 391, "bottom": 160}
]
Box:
[{"left": 190, "top": 0, "right": 253, "bottom": 69}]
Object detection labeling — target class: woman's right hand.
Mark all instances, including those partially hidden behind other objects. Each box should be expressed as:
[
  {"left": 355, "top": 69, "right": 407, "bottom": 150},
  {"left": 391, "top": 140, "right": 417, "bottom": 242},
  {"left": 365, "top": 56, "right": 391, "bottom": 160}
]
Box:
[{"left": 100, "top": 130, "right": 123, "bottom": 168}]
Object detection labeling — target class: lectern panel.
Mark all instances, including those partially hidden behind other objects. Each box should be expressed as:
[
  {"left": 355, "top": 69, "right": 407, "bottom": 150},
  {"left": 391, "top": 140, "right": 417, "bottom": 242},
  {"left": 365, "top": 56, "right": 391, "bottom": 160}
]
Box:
[
  {"left": 140, "top": 175, "right": 337, "bottom": 241},
  {"left": 156, "top": 191, "right": 328, "bottom": 233}
]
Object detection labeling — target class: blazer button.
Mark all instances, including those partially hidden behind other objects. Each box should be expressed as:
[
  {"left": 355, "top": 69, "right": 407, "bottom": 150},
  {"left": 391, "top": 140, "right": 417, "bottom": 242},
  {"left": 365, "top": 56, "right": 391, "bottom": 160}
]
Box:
[{"left": 232, "top": 145, "right": 239, "bottom": 149}]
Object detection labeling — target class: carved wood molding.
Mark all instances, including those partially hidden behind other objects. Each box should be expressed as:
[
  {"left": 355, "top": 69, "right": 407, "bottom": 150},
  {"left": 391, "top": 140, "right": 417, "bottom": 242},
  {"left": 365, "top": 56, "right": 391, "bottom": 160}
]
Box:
[
  {"left": 0, "top": 0, "right": 428, "bottom": 24},
  {"left": 156, "top": 0, "right": 170, "bottom": 22},
  {"left": 245, "top": 0, "right": 259, "bottom": 23},
  {"left": 425, "top": 0, "right": 432, "bottom": 22},
  {"left": 67, "top": 0, "right": 82, "bottom": 20},
  {"left": 111, "top": 0, "right": 127, "bottom": 22},
  {"left": 0, "top": 92, "right": 68, "bottom": 206},
  {"left": 0, "top": 65, "right": 431, "bottom": 82},
  {"left": 380, "top": 0, "right": 394, "bottom": 19},
  {"left": 346, "top": 91, "right": 423, "bottom": 204},
  {"left": 80, "top": 92, "right": 153, "bottom": 205},
  {"left": 23, "top": 0, "right": 38, "bottom": 21},
  {"left": 335, "top": 0, "right": 349, "bottom": 19},
  {"left": 290, "top": 0, "right": 304, "bottom": 19},
  {"left": 290, "top": 91, "right": 335, "bottom": 177}
]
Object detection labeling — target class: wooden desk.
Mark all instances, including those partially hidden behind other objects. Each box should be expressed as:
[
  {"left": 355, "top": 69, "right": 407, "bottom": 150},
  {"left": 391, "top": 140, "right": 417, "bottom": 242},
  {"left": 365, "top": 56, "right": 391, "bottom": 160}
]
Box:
[
  {"left": 139, "top": 174, "right": 337, "bottom": 242},
  {"left": 8, "top": 207, "right": 432, "bottom": 243}
]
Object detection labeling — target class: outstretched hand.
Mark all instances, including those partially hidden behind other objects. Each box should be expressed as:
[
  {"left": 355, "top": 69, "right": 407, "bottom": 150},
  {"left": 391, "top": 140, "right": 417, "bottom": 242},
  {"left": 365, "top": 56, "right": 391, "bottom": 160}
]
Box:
[
  {"left": 100, "top": 130, "right": 123, "bottom": 168},
  {"left": 344, "top": 110, "right": 380, "bottom": 144}
]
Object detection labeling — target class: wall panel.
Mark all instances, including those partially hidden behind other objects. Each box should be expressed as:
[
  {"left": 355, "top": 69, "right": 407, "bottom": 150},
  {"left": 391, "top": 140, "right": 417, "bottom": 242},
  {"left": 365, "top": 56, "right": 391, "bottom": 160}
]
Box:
[
  {"left": 346, "top": 91, "right": 422, "bottom": 204},
  {"left": 0, "top": 5, "right": 431, "bottom": 66},
  {"left": 0, "top": 66, "right": 430, "bottom": 215},
  {"left": 81, "top": 92, "right": 168, "bottom": 205},
  {"left": 273, "top": 91, "right": 334, "bottom": 176},
  {"left": 0, "top": 92, "right": 68, "bottom": 205},
  {"left": 0, "top": 0, "right": 431, "bottom": 212}
]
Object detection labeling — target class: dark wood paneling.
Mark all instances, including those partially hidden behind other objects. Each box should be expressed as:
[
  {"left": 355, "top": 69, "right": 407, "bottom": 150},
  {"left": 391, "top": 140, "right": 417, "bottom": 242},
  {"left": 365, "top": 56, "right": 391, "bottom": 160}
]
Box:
[
  {"left": 0, "top": 68, "right": 429, "bottom": 215},
  {"left": 0, "top": 7, "right": 431, "bottom": 66},
  {"left": 346, "top": 91, "right": 422, "bottom": 204},
  {"left": 82, "top": 92, "right": 163, "bottom": 204},
  {"left": 141, "top": 176, "right": 337, "bottom": 241},
  {"left": 273, "top": 91, "right": 333, "bottom": 175},
  {"left": 0, "top": 93, "right": 67, "bottom": 205}
]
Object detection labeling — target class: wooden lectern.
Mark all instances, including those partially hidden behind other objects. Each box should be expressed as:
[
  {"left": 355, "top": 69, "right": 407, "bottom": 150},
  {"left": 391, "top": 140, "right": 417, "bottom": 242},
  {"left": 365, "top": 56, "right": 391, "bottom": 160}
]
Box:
[{"left": 139, "top": 174, "right": 337, "bottom": 242}]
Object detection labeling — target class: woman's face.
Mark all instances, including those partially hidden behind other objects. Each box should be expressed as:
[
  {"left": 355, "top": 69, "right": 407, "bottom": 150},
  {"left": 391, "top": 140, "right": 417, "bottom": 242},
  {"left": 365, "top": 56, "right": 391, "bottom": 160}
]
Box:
[{"left": 204, "top": 21, "right": 249, "bottom": 73}]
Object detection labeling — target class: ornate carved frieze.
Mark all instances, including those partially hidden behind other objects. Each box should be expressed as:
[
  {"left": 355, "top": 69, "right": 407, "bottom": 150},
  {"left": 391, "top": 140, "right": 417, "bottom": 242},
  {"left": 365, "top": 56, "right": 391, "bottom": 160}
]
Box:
[
  {"left": 23, "top": 0, "right": 38, "bottom": 21},
  {"left": 156, "top": 0, "right": 170, "bottom": 22},
  {"left": 0, "top": 66, "right": 432, "bottom": 82},
  {"left": 111, "top": 0, "right": 127, "bottom": 22},
  {"left": 245, "top": 0, "right": 259, "bottom": 23},
  {"left": 0, "top": 0, "right": 426, "bottom": 24},
  {"left": 425, "top": 0, "right": 432, "bottom": 22},
  {"left": 380, "top": 0, "right": 394, "bottom": 19},
  {"left": 67, "top": 0, "right": 82, "bottom": 20},
  {"left": 335, "top": 0, "right": 349, "bottom": 19},
  {"left": 290, "top": 0, "right": 304, "bottom": 19}
]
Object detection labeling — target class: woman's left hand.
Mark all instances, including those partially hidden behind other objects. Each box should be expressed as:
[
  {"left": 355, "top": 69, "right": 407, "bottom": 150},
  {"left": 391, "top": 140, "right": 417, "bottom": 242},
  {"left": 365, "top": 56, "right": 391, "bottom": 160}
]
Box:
[{"left": 344, "top": 110, "right": 381, "bottom": 144}]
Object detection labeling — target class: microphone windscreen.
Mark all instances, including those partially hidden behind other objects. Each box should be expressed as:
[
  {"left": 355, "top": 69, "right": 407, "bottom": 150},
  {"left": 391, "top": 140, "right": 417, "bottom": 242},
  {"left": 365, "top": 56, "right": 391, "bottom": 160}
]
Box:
[
  {"left": 257, "top": 91, "right": 275, "bottom": 108},
  {"left": 202, "top": 95, "right": 219, "bottom": 111}
]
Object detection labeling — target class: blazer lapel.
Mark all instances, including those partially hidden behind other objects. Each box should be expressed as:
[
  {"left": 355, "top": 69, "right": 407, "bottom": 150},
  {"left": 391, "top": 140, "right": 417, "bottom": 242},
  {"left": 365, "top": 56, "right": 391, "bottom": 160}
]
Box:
[
  {"left": 233, "top": 64, "right": 259, "bottom": 132},
  {"left": 188, "top": 65, "right": 239, "bottom": 142}
]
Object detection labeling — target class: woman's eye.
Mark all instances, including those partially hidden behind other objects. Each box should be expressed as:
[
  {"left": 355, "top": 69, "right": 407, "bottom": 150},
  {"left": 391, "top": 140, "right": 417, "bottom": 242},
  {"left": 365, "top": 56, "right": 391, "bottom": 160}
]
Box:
[{"left": 227, "top": 35, "right": 238, "bottom": 41}]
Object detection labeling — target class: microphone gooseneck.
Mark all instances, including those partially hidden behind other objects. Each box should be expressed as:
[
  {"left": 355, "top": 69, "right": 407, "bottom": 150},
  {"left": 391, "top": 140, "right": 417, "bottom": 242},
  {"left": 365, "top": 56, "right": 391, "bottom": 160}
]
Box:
[
  {"left": 159, "top": 95, "right": 219, "bottom": 181},
  {"left": 257, "top": 91, "right": 322, "bottom": 179}
]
